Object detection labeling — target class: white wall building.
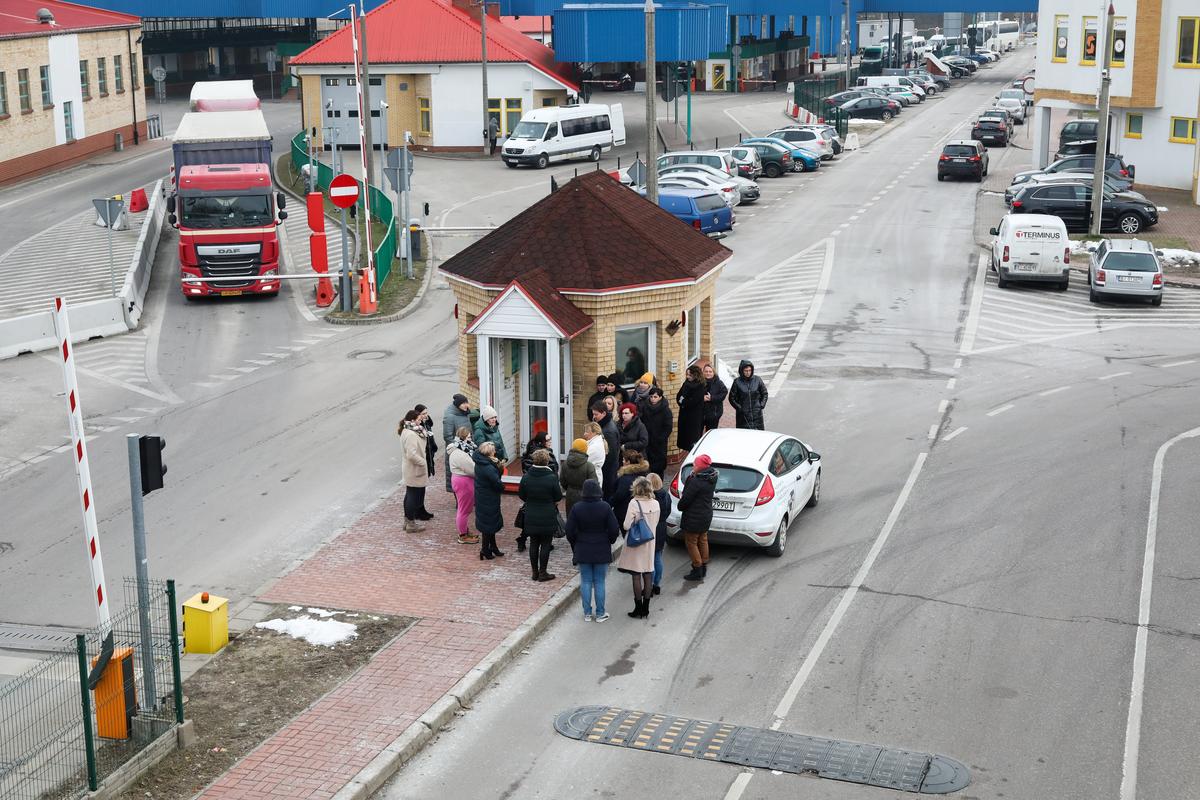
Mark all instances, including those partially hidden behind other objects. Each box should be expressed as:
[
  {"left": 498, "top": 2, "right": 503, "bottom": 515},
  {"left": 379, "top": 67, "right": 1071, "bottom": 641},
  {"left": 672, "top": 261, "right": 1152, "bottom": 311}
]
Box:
[{"left": 1032, "top": 0, "right": 1200, "bottom": 202}]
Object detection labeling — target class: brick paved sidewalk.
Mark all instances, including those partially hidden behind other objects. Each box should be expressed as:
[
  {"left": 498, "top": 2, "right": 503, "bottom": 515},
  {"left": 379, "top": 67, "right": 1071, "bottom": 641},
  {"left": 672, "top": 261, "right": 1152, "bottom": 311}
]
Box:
[{"left": 197, "top": 481, "right": 577, "bottom": 799}]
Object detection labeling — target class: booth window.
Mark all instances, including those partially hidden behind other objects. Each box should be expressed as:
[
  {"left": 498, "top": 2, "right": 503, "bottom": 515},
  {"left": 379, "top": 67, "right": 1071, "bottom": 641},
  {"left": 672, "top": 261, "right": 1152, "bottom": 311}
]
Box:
[{"left": 615, "top": 325, "right": 654, "bottom": 385}]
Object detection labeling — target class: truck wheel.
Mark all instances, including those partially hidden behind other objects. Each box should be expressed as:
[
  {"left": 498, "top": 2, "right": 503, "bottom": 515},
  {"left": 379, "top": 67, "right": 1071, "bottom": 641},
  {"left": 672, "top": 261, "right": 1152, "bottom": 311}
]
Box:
[{"left": 536, "top": 153, "right": 549, "bottom": 169}]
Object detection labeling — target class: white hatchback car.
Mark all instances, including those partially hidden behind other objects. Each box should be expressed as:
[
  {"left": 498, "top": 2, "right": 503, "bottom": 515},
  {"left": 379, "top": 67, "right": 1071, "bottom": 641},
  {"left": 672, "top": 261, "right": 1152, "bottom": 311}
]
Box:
[
  {"left": 1088, "top": 238, "right": 1164, "bottom": 305},
  {"left": 667, "top": 429, "right": 821, "bottom": 557}
]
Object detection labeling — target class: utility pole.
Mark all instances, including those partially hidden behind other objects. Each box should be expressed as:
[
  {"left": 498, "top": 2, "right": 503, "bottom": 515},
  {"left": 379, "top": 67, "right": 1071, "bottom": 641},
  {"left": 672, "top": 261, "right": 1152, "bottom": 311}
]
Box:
[
  {"left": 479, "top": 0, "right": 492, "bottom": 156},
  {"left": 357, "top": 4, "right": 375, "bottom": 188},
  {"left": 1088, "top": 3, "right": 1115, "bottom": 236},
  {"left": 644, "top": 0, "right": 658, "bottom": 203}
]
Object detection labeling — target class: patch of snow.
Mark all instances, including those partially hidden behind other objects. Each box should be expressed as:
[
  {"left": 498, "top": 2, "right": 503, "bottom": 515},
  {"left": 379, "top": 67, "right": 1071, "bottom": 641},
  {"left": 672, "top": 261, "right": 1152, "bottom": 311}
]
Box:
[
  {"left": 849, "top": 118, "right": 886, "bottom": 126},
  {"left": 306, "top": 607, "right": 341, "bottom": 618},
  {"left": 1157, "top": 206, "right": 1169, "bottom": 212},
  {"left": 256, "top": 616, "right": 358, "bottom": 646},
  {"left": 288, "top": 605, "right": 303, "bottom": 611},
  {"left": 1160, "top": 248, "right": 1200, "bottom": 269}
]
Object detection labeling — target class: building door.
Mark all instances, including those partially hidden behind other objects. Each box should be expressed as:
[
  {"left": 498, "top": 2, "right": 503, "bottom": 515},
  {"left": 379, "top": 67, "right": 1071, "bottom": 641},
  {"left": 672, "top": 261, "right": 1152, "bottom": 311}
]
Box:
[
  {"left": 321, "top": 77, "right": 384, "bottom": 151},
  {"left": 491, "top": 338, "right": 519, "bottom": 466},
  {"left": 522, "top": 339, "right": 549, "bottom": 448}
]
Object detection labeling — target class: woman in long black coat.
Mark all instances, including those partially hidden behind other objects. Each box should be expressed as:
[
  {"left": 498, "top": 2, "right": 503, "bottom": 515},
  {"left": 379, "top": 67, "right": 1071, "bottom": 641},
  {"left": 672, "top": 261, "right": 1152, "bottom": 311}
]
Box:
[
  {"left": 473, "top": 443, "right": 506, "bottom": 560},
  {"left": 675, "top": 364, "right": 706, "bottom": 452},
  {"left": 701, "top": 363, "right": 728, "bottom": 432},
  {"left": 638, "top": 387, "right": 673, "bottom": 478}
]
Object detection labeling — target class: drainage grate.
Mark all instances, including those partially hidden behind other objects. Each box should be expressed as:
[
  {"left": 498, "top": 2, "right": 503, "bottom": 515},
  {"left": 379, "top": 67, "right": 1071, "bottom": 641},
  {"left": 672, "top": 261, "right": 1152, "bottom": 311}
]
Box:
[{"left": 554, "top": 706, "right": 970, "bottom": 795}]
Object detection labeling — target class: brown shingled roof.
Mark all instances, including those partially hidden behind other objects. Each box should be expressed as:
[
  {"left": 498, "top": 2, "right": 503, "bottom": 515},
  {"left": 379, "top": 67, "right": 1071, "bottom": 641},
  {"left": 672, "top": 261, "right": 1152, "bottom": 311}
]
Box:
[{"left": 439, "top": 170, "right": 731, "bottom": 292}]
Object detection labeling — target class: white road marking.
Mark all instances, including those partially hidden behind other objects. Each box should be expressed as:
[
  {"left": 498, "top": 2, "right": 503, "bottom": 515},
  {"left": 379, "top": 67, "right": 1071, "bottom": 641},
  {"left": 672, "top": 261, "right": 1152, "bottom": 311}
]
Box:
[
  {"left": 831, "top": 229, "right": 842, "bottom": 236},
  {"left": 954, "top": 358, "right": 963, "bottom": 369},
  {"left": 1098, "top": 371, "right": 1132, "bottom": 381},
  {"left": 927, "top": 424, "right": 939, "bottom": 440},
  {"left": 771, "top": 452, "right": 927, "bottom": 728},
  {"left": 1121, "top": 426, "right": 1200, "bottom": 800},
  {"left": 1160, "top": 359, "right": 1196, "bottom": 368},
  {"left": 938, "top": 399, "right": 949, "bottom": 414},
  {"left": 723, "top": 771, "right": 755, "bottom": 800},
  {"left": 246, "top": 359, "right": 276, "bottom": 366},
  {"left": 987, "top": 403, "right": 1014, "bottom": 417},
  {"left": 208, "top": 373, "right": 239, "bottom": 382},
  {"left": 942, "top": 426, "right": 967, "bottom": 442},
  {"left": 768, "top": 239, "right": 836, "bottom": 395},
  {"left": 946, "top": 377, "right": 957, "bottom": 390},
  {"left": 231, "top": 366, "right": 259, "bottom": 373},
  {"left": 959, "top": 255, "right": 988, "bottom": 355},
  {"left": 1038, "top": 385, "right": 1072, "bottom": 396}
]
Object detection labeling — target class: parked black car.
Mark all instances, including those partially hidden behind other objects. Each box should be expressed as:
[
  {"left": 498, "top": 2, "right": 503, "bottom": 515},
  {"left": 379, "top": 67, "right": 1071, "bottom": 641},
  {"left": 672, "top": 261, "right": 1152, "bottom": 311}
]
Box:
[
  {"left": 743, "top": 141, "right": 794, "bottom": 178},
  {"left": 824, "top": 89, "right": 873, "bottom": 109},
  {"left": 1058, "top": 119, "right": 1099, "bottom": 151},
  {"left": 1010, "top": 181, "right": 1159, "bottom": 233},
  {"left": 978, "top": 108, "right": 1015, "bottom": 137},
  {"left": 1010, "top": 153, "right": 1136, "bottom": 192},
  {"left": 938, "top": 140, "right": 989, "bottom": 181},
  {"left": 972, "top": 119, "right": 1010, "bottom": 147},
  {"left": 839, "top": 96, "right": 901, "bottom": 121},
  {"left": 1004, "top": 172, "right": 1133, "bottom": 206}
]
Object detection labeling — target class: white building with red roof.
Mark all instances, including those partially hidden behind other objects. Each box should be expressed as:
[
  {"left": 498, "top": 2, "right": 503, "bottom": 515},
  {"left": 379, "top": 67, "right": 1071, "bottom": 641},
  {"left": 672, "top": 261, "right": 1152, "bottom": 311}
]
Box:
[
  {"left": 0, "top": 0, "right": 146, "bottom": 184},
  {"left": 290, "top": 0, "right": 579, "bottom": 152}
]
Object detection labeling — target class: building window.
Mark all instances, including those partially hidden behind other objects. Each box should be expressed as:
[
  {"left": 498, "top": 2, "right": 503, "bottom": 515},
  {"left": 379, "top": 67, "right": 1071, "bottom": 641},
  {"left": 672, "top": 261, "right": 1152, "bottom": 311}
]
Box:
[
  {"left": 1111, "top": 18, "right": 1127, "bottom": 66},
  {"left": 1178, "top": 17, "right": 1199, "bottom": 66},
  {"left": 368, "top": 77, "right": 382, "bottom": 86},
  {"left": 0, "top": 72, "right": 8, "bottom": 116},
  {"left": 18, "top": 68, "right": 31, "bottom": 112},
  {"left": 487, "top": 97, "right": 502, "bottom": 133},
  {"left": 505, "top": 98, "right": 522, "bottom": 136},
  {"left": 1053, "top": 15, "right": 1069, "bottom": 62},
  {"left": 39, "top": 65, "right": 52, "bottom": 107},
  {"left": 1125, "top": 113, "right": 1142, "bottom": 139},
  {"left": 114, "top": 54, "right": 123, "bottom": 92},
  {"left": 615, "top": 325, "right": 654, "bottom": 385},
  {"left": 63, "top": 100, "right": 75, "bottom": 140},
  {"left": 542, "top": 97, "right": 556, "bottom": 107},
  {"left": 345, "top": 77, "right": 356, "bottom": 86},
  {"left": 418, "top": 96, "right": 431, "bottom": 134},
  {"left": 1170, "top": 117, "right": 1197, "bottom": 143},
  {"left": 686, "top": 304, "right": 702, "bottom": 366},
  {"left": 97, "top": 58, "right": 107, "bottom": 95},
  {"left": 325, "top": 78, "right": 339, "bottom": 86},
  {"left": 79, "top": 60, "right": 90, "bottom": 98},
  {"left": 1080, "top": 17, "right": 1098, "bottom": 65}
]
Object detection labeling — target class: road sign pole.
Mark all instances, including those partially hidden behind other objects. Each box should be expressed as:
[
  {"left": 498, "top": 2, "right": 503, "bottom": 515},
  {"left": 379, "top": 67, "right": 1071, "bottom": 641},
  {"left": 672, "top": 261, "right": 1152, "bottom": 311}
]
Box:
[
  {"left": 125, "top": 434, "right": 158, "bottom": 710},
  {"left": 106, "top": 219, "right": 115, "bottom": 298},
  {"left": 340, "top": 207, "right": 352, "bottom": 311}
]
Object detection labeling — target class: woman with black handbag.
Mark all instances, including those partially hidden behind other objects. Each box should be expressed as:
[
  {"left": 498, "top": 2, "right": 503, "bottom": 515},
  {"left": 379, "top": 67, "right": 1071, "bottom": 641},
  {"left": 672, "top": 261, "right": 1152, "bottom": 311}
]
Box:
[
  {"left": 616, "top": 477, "right": 659, "bottom": 619},
  {"left": 518, "top": 449, "right": 564, "bottom": 582}
]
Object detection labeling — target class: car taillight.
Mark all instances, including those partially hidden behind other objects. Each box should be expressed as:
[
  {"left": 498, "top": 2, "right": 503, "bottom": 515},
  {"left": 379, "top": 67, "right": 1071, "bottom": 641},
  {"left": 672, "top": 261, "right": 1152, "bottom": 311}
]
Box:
[
  {"left": 1011, "top": 200, "right": 1023, "bottom": 209},
  {"left": 969, "top": 155, "right": 981, "bottom": 162},
  {"left": 1063, "top": 248, "right": 1070, "bottom": 265},
  {"left": 670, "top": 473, "right": 680, "bottom": 497},
  {"left": 1153, "top": 273, "right": 1163, "bottom": 286},
  {"left": 1119, "top": 168, "right": 1129, "bottom": 177},
  {"left": 1002, "top": 245, "right": 1009, "bottom": 263},
  {"left": 939, "top": 154, "right": 951, "bottom": 161},
  {"left": 693, "top": 219, "right": 702, "bottom": 230},
  {"left": 755, "top": 475, "right": 775, "bottom": 506},
  {"left": 1096, "top": 269, "right": 1106, "bottom": 284}
]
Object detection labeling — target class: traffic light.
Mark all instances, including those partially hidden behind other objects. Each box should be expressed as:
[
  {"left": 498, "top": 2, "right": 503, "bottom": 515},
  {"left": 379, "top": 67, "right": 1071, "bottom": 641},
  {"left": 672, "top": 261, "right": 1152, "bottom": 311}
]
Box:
[{"left": 138, "top": 435, "right": 166, "bottom": 495}]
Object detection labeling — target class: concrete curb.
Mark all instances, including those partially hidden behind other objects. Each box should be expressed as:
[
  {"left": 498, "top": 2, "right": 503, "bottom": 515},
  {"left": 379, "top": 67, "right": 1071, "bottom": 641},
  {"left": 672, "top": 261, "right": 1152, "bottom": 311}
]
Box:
[{"left": 329, "top": 576, "right": 580, "bottom": 800}]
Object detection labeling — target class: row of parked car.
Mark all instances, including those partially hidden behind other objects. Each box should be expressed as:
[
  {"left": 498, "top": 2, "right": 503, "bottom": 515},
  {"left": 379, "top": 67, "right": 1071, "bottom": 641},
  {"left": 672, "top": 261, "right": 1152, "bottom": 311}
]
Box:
[{"left": 630, "top": 123, "right": 845, "bottom": 234}]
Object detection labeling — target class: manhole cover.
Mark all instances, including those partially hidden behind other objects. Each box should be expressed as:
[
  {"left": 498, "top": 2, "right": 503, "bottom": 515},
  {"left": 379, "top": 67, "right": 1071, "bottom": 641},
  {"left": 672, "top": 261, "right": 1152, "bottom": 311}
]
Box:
[
  {"left": 419, "top": 366, "right": 456, "bottom": 377},
  {"left": 348, "top": 350, "right": 392, "bottom": 361},
  {"left": 554, "top": 706, "right": 970, "bottom": 794}
]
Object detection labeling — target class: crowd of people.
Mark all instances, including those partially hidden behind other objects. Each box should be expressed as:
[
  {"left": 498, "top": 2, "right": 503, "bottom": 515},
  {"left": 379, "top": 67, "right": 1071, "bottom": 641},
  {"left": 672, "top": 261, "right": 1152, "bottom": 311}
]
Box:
[{"left": 396, "top": 359, "right": 772, "bottom": 622}]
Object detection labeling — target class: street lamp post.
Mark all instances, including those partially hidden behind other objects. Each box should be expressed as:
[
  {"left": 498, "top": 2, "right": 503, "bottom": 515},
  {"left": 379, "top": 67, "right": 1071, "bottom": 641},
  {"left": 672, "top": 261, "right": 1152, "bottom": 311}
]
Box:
[
  {"left": 479, "top": 0, "right": 493, "bottom": 156},
  {"left": 1088, "top": 4, "right": 1116, "bottom": 237},
  {"left": 644, "top": 0, "right": 658, "bottom": 204}
]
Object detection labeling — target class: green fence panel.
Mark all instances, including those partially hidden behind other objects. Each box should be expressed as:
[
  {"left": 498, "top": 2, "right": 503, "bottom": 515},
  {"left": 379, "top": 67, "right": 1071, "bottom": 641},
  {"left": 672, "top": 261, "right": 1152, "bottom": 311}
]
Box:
[{"left": 289, "top": 130, "right": 395, "bottom": 288}]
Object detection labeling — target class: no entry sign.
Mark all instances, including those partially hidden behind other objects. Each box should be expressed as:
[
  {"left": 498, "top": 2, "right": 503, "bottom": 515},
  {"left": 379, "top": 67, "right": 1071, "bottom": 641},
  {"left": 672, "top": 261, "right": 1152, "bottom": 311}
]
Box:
[{"left": 329, "top": 173, "right": 360, "bottom": 209}]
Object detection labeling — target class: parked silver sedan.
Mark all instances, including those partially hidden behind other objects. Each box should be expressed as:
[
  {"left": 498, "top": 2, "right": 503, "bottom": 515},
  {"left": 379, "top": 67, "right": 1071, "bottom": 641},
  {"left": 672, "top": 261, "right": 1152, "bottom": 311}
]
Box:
[
  {"left": 1088, "top": 239, "right": 1164, "bottom": 305},
  {"left": 660, "top": 165, "right": 760, "bottom": 204}
]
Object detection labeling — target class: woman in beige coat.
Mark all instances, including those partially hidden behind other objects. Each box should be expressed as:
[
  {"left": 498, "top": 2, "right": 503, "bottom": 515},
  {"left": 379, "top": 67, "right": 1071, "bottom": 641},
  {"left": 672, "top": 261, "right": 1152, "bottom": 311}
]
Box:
[
  {"left": 399, "top": 409, "right": 430, "bottom": 532},
  {"left": 616, "top": 476, "right": 659, "bottom": 619}
]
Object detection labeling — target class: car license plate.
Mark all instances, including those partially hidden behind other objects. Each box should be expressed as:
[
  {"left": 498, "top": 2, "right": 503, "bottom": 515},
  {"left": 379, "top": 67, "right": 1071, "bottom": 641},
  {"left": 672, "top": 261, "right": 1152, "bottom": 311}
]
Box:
[
  {"left": 712, "top": 498, "right": 736, "bottom": 512},
  {"left": 1014, "top": 262, "right": 1036, "bottom": 271},
  {"left": 1117, "top": 275, "right": 1140, "bottom": 282},
  {"left": 220, "top": 290, "right": 243, "bottom": 296},
  {"left": 954, "top": 158, "right": 967, "bottom": 162}
]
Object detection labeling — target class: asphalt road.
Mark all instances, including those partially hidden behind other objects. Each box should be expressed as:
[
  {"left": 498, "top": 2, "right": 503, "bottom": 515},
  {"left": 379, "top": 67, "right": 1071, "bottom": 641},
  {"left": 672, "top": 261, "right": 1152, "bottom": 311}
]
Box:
[{"left": 377, "top": 48, "right": 1200, "bottom": 800}]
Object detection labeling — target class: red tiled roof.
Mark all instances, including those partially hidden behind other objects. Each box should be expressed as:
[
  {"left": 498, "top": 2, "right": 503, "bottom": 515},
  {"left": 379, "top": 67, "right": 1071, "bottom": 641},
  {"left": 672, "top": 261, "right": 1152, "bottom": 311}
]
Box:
[
  {"left": 0, "top": 0, "right": 138, "bottom": 38},
  {"left": 440, "top": 170, "right": 731, "bottom": 293},
  {"left": 501, "top": 15, "right": 551, "bottom": 34},
  {"left": 291, "top": 0, "right": 577, "bottom": 91}
]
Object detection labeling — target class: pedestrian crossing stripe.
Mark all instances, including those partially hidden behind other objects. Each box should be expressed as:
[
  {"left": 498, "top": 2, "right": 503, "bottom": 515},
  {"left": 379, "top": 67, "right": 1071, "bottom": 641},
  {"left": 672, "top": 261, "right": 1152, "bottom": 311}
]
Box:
[{"left": 555, "top": 706, "right": 970, "bottom": 794}]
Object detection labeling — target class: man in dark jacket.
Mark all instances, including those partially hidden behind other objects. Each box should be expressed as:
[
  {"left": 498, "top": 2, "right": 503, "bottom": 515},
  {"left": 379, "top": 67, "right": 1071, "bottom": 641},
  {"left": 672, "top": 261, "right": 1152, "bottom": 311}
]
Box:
[
  {"left": 638, "top": 387, "right": 673, "bottom": 478},
  {"left": 677, "top": 454, "right": 718, "bottom": 581},
  {"left": 728, "top": 359, "right": 768, "bottom": 430},
  {"left": 617, "top": 403, "right": 649, "bottom": 454},
  {"left": 701, "top": 363, "right": 727, "bottom": 432},
  {"left": 565, "top": 479, "right": 620, "bottom": 621},
  {"left": 592, "top": 402, "right": 621, "bottom": 500},
  {"left": 442, "top": 394, "right": 471, "bottom": 492},
  {"left": 586, "top": 375, "right": 610, "bottom": 415}
]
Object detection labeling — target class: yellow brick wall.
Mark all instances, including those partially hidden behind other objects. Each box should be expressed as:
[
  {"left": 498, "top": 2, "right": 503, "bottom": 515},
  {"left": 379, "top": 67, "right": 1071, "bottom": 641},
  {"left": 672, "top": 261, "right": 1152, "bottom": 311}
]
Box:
[
  {"left": 301, "top": 75, "right": 323, "bottom": 147},
  {"left": 76, "top": 31, "right": 145, "bottom": 138},
  {"left": 532, "top": 89, "right": 568, "bottom": 109},
  {"left": 385, "top": 74, "right": 421, "bottom": 147},
  {"left": 0, "top": 36, "right": 54, "bottom": 158}
]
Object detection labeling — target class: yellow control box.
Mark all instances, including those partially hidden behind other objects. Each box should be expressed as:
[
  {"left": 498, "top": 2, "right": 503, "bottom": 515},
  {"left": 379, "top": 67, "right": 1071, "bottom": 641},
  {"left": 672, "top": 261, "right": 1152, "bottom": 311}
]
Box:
[{"left": 182, "top": 592, "right": 229, "bottom": 654}]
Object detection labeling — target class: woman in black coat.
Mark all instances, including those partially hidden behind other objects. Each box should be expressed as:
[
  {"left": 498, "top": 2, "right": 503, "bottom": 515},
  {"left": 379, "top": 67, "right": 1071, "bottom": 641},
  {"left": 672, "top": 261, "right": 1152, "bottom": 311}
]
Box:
[
  {"left": 675, "top": 364, "right": 706, "bottom": 452},
  {"left": 518, "top": 449, "right": 564, "bottom": 582},
  {"left": 566, "top": 479, "right": 620, "bottom": 621},
  {"left": 701, "top": 363, "right": 728, "bottom": 432},
  {"left": 638, "top": 387, "right": 673, "bottom": 478},
  {"left": 617, "top": 403, "right": 649, "bottom": 454},
  {"left": 473, "top": 443, "right": 506, "bottom": 560}
]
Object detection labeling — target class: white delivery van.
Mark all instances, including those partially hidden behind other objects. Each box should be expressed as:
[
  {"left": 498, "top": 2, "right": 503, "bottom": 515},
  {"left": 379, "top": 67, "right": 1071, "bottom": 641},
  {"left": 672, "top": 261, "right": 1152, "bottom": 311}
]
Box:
[
  {"left": 856, "top": 75, "right": 926, "bottom": 99},
  {"left": 501, "top": 104, "right": 626, "bottom": 169},
  {"left": 989, "top": 213, "right": 1071, "bottom": 289}
]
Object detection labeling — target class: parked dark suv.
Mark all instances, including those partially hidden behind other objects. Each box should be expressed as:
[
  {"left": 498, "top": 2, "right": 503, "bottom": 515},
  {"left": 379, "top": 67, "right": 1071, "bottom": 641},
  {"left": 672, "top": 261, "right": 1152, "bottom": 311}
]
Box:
[
  {"left": 1010, "top": 153, "right": 1136, "bottom": 192},
  {"left": 938, "top": 140, "right": 988, "bottom": 181},
  {"left": 972, "top": 118, "right": 1009, "bottom": 147},
  {"left": 1009, "top": 180, "right": 1159, "bottom": 233},
  {"left": 1058, "top": 120, "right": 1098, "bottom": 151}
]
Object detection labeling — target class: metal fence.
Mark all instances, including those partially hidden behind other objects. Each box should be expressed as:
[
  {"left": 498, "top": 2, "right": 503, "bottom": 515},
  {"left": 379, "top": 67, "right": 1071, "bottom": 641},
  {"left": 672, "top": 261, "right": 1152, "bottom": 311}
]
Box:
[
  {"left": 792, "top": 70, "right": 859, "bottom": 139},
  {"left": 289, "top": 130, "right": 398, "bottom": 288},
  {"left": 0, "top": 579, "right": 183, "bottom": 799}
]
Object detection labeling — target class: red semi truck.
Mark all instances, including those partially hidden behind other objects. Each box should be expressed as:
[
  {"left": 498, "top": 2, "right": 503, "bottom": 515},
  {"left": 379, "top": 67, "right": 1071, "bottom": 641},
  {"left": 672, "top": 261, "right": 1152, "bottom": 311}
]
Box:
[{"left": 167, "top": 109, "right": 287, "bottom": 298}]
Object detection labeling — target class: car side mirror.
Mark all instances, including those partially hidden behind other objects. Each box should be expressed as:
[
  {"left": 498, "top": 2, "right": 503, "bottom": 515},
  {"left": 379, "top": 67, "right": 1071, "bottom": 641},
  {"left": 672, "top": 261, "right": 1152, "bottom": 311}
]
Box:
[
  {"left": 166, "top": 196, "right": 175, "bottom": 213},
  {"left": 808, "top": 451, "right": 821, "bottom": 463},
  {"left": 278, "top": 211, "right": 288, "bottom": 221},
  {"left": 168, "top": 213, "right": 177, "bottom": 226},
  {"left": 276, "top": 192, "right": 286, "bottom": 210},
  {"left": 1155, "top": 250, "right": 1164, "bottom": 257},
  {"left": 989, "top": 227, "right": 999, "bottom": 236}
]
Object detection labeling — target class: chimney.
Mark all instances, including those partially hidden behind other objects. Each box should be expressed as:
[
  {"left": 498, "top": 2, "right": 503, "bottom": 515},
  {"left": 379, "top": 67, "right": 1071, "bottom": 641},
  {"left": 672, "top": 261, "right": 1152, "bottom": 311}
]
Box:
[
  {"left": 36, "top": 7, "right": 56, "bottom": 24},
  {"left": 449, "top": 0, "right": 499, "bottom": 20}
]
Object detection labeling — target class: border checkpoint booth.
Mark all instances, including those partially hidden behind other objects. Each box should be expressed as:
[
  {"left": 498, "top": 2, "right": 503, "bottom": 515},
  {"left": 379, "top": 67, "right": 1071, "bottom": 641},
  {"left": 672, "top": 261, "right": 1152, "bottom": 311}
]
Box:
[{"left": 439, "top": 171, "right": 732, "bottom": 486}]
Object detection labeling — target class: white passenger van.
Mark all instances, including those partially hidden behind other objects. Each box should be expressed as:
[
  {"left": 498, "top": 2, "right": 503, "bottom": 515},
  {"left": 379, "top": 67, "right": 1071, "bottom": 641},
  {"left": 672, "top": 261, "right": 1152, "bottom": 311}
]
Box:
[
  {"left": 501, "top": 104, "right": 626, "bottom": 169},
  {"left": 856, "top": 75, "right": 926, "bottom": 99},
  {"left": 988, "top": 213, "right": 1071, "bottom": 289}
]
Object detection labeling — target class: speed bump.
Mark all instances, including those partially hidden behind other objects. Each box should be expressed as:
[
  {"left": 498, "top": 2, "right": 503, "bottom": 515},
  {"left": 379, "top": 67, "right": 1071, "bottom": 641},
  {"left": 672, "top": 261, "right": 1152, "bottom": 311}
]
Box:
[{"left": 554, "top": 706, "right": 970, "bottom": 794}]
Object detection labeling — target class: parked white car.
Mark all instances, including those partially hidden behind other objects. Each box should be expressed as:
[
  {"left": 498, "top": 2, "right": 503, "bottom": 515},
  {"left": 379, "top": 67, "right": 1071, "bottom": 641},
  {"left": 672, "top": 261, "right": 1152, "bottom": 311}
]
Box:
[
  {"left": 660, "top": 164, "right": 760, "bottom": 203},
  {"left": 767, "top": 127, "right": 835, "bottom": 159},
  {"left": 994, "top": 89, "right": 1027, "bottom": 123},
  {"left": 655, "top": 171, "right": 742, "bottom": 207},
  {"left": 667, "top": 429, "right": 822, "bottom": 557}
]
